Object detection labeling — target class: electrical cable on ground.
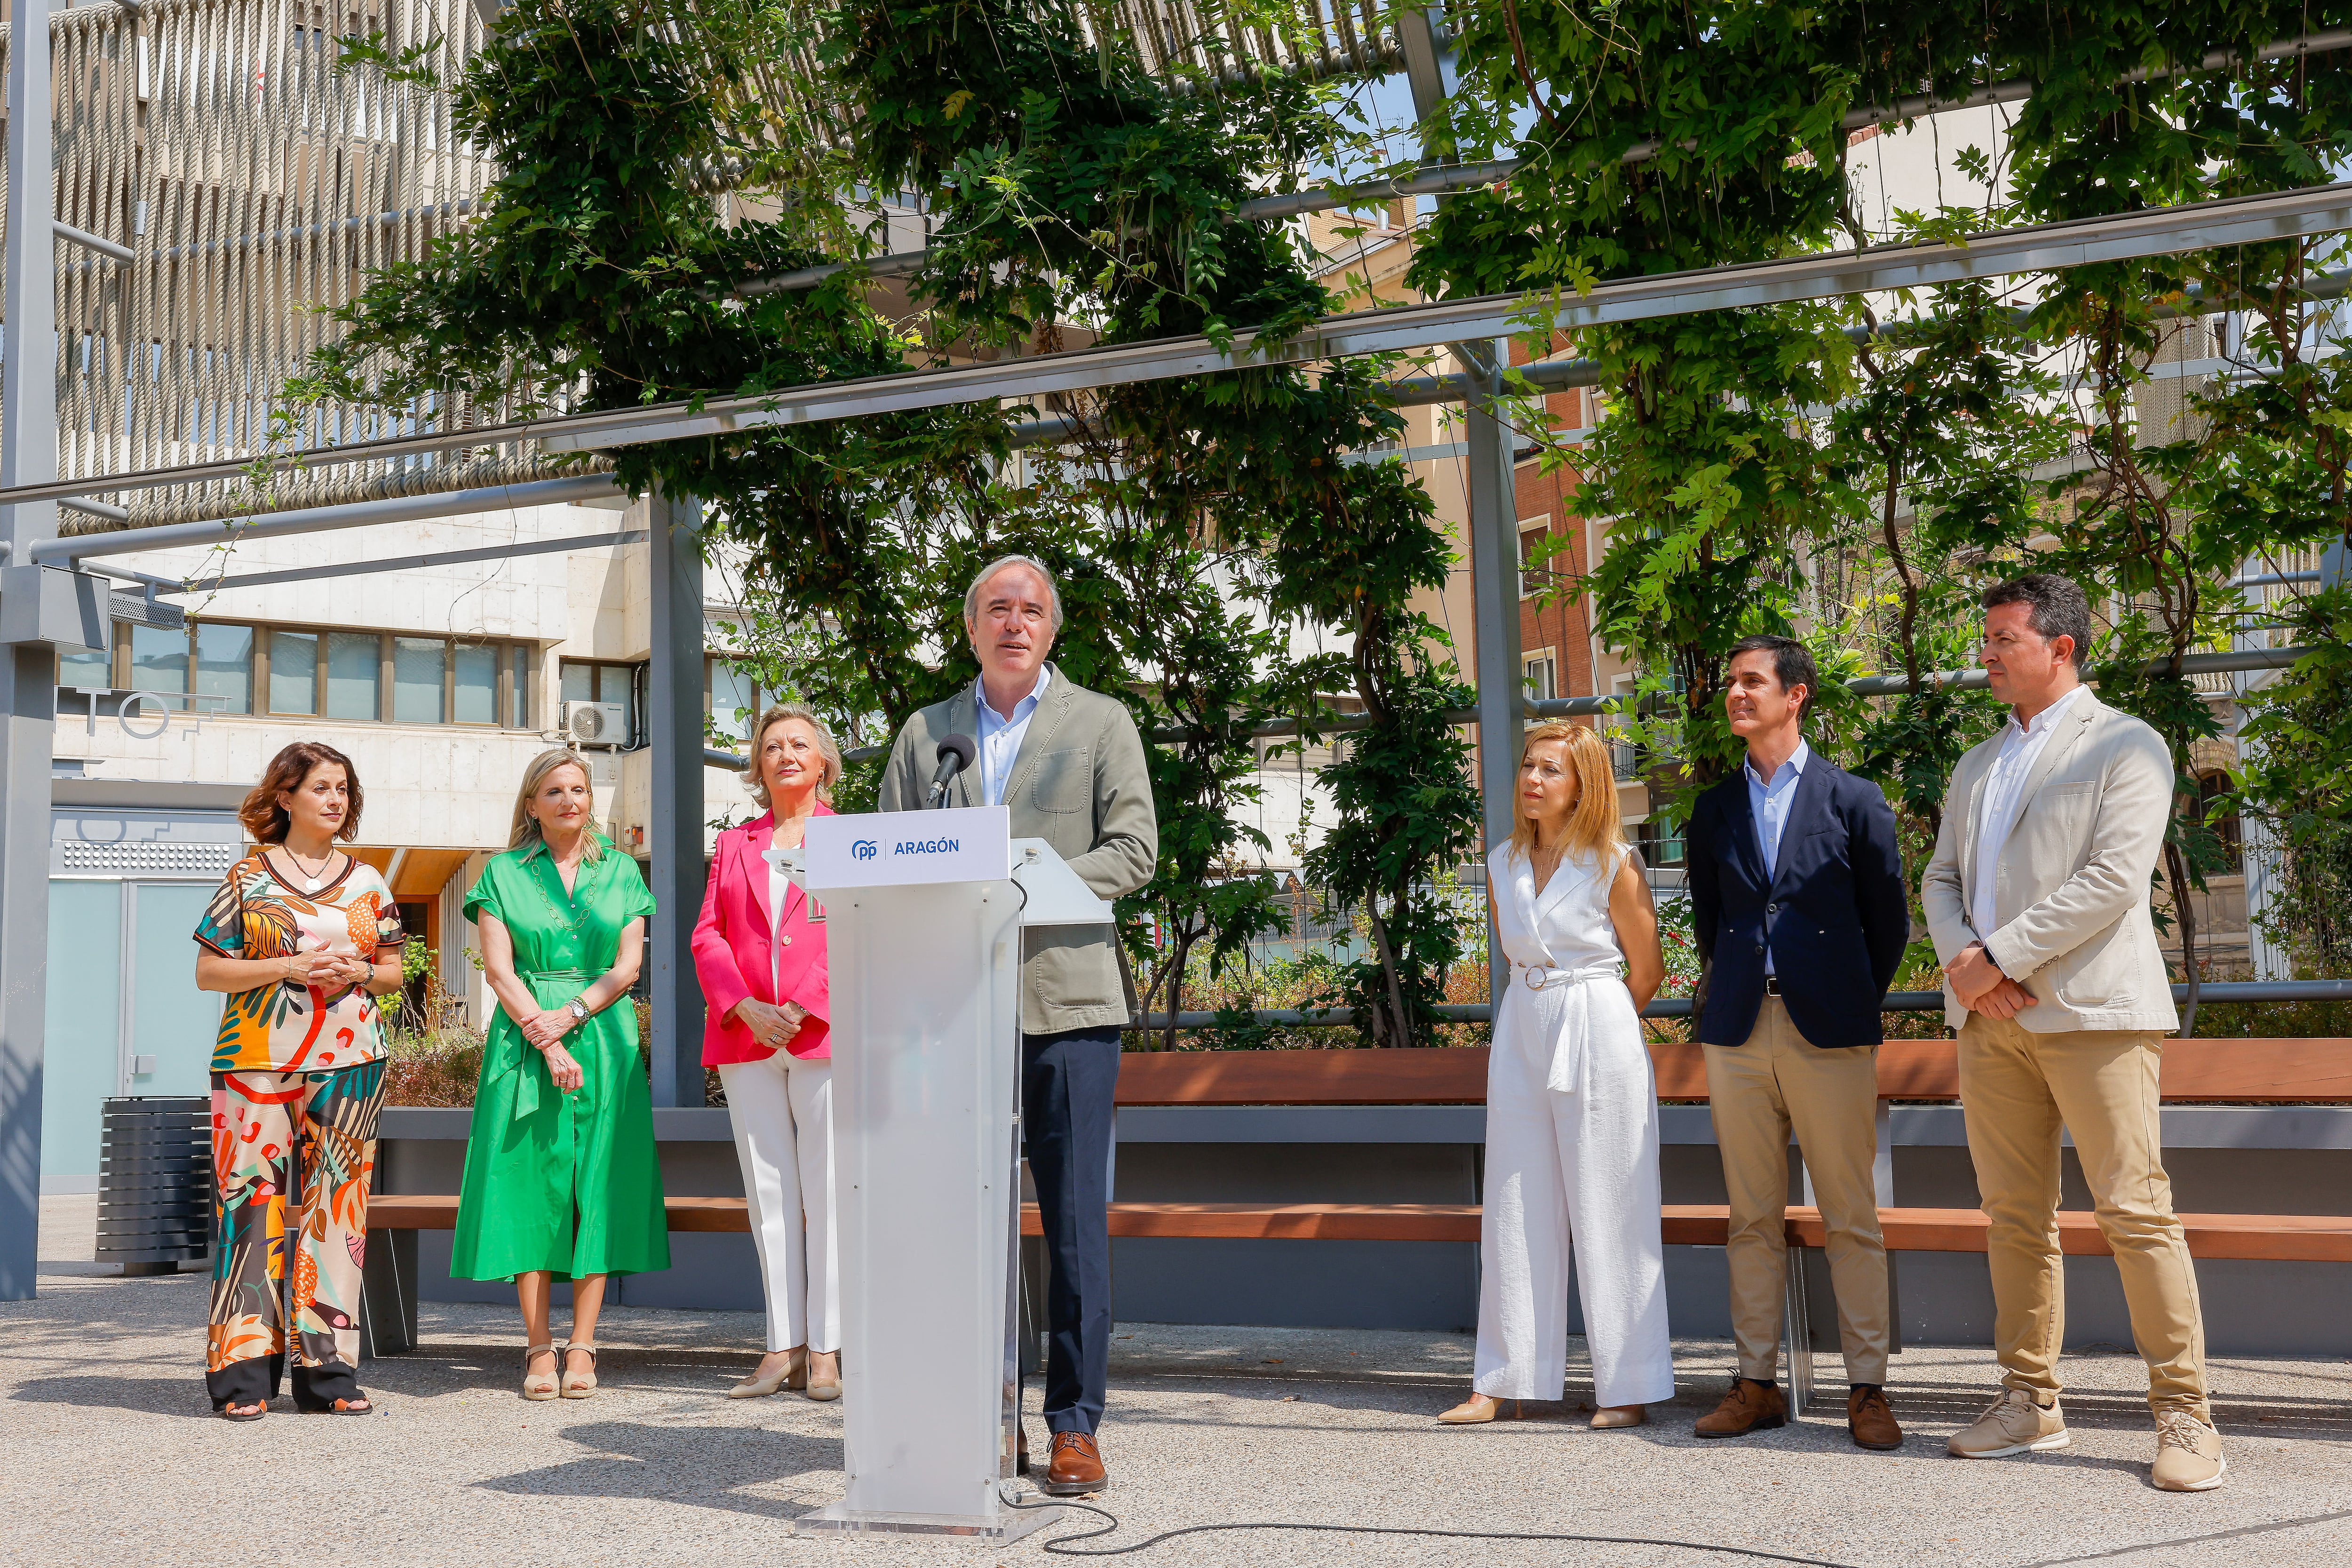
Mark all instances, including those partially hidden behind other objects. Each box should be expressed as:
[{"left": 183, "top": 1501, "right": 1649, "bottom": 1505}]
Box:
[{"left": 1000, "top": 1489, "right": 1861, "bottom": 1564}]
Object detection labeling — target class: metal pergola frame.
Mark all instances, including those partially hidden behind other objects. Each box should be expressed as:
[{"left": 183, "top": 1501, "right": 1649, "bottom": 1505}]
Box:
[{"left": 4, "top": 6, "right": 2349, "bottom": 1303}]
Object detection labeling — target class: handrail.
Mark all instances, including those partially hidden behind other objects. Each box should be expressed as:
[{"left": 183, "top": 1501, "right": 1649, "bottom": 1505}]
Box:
[{"left": 702, "top": 645, "right": 2313, "bottom": 772}]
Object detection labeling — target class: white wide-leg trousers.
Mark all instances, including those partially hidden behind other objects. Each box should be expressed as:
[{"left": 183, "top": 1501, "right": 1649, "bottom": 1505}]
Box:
[
  {"left": 1473, "top": 978, "right": 1677, "bottom": 1407},
  {"left": 718, "top": 1052, "right": 839, "bottom": 1353}
]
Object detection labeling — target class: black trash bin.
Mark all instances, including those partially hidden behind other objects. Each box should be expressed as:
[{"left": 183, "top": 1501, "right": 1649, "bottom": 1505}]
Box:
[{"left": 95, "top": 1097, "right": 212, "bottom": 1276}]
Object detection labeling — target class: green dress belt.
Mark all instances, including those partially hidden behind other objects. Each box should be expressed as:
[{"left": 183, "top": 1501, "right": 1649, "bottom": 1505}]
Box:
[{"left": 507, "top": 969, "right": 596, "bottom": 1123}]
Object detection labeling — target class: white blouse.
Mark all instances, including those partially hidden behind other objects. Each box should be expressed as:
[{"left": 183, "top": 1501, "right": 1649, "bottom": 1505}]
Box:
[
  {"left": 1489, "top": 840, "right": 1632, "bottom": 979},
  {"left": 1487, "top": 839, "right": 1640, "bottom": 1095}
]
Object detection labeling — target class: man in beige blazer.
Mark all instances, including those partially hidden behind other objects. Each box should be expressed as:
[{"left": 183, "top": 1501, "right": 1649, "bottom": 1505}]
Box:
[
  {"left": 879, "top": 555, "right": 1156, "bottom": 1497},
  {"left": 1922, "top": 572, "right": 2222, "bottom": 1492}
]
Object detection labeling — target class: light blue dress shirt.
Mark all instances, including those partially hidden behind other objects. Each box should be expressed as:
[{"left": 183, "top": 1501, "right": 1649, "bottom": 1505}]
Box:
[
  {"left": 1743, "top": 739, "right": 1810, "bottom": 976},
  {"left": 976, "top": 666, "right": 1050, "bottom": 808}
]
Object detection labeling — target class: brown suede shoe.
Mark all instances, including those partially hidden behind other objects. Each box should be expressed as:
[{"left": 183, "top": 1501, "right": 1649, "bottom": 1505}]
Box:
[
  {"left": 1041, "top": 1431, "right": 1109, "bottom": 1496},
  {"left": 1847, "top": 1384, "right": 1902, "bottom": 1450},
  {"left": 1695, "top": 1378, "right": 1788, "bottom": 1439}
]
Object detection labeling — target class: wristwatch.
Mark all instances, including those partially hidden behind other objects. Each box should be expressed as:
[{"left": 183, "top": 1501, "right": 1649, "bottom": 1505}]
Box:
[{"left": 566, "top": 997, "right": 590, "bottom": 1025}]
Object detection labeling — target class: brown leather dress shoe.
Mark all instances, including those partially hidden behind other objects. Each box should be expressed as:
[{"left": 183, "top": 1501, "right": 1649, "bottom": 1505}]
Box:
[
  {"left": 1694, "top": 1378, "right": 1788, "bottom": 1439},
  {"left": 1848, "top": 1384, "right": 1902, "bottom": 1450},
  {"left": 1041, "top": 1431, "right": 1109, "bottom": 1496}
]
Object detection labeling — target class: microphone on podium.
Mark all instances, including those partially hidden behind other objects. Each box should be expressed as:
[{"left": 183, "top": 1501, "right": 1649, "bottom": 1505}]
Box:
[{"left": 926, "top": 732, "right": 977, "bottom": 807}]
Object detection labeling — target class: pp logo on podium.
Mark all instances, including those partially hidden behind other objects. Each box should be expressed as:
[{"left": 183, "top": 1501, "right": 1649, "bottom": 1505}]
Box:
[{"left": 804, "top": 809, "right": 1012, "bottom": 889}]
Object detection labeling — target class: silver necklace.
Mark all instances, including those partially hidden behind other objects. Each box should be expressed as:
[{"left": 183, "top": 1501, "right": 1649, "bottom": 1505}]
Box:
[{"left": 283, "top": 846, "right": 335, "bottom": 894}]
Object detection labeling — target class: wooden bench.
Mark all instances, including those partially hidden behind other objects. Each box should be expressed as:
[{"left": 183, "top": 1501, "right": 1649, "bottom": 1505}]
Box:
[
  {"left": 370, "top": 1035, "right": 2352, "bottom": 1257},
  {"left": 360, "top": 1039, "right": 2352, "bottom": 1360}
]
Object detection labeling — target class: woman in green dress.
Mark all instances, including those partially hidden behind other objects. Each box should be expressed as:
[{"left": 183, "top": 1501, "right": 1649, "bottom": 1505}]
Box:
[{"left": 453, "top": 748, "right": 667, "bottom": 1401}]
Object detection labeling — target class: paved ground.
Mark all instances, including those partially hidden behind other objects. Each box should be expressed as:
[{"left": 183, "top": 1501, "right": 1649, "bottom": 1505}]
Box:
[{"left": 6, "top": 1194, "right": 2351, "bottom": 1568}]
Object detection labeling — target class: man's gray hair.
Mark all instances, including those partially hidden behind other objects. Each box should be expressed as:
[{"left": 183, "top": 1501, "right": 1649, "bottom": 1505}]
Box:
[{"left": 963, "top": 554, "right": 1064, "bottom": 631}]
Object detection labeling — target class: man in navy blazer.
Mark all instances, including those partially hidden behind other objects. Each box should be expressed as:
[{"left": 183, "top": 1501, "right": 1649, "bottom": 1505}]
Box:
[{"left": 1685, "top": 635, "right": 1911, "bottom": 1452}]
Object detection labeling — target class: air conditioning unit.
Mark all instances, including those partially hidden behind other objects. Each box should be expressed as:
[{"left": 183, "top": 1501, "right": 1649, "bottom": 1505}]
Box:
[{"left": 564, "top": 699, "right": 628, "bottom": 748}]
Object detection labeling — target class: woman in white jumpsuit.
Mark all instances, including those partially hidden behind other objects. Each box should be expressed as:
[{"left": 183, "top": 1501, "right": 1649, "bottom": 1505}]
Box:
[{"left": 1441, "top": 722, "right": 1676, "bottom": 1428}]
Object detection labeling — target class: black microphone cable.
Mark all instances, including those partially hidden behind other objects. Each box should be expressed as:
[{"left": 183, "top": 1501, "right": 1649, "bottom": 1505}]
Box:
[{"left": 998, "top": 1486, "right": 1862, "bottom": 1564}]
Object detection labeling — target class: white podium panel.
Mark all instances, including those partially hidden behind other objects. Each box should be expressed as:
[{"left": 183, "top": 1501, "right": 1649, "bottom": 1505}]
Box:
[{"left": 792, "top": 874, "right": 1057, "bottom": 1539}]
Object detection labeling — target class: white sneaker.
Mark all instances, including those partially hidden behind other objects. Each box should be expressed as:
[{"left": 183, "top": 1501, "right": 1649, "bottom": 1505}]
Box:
[
  {"left": 1947, "top": 1388, "right": 2071, "bottom": 1458},
  {"left": 2151, "top": 1410, "right": 2227, "bottom": 1492}
]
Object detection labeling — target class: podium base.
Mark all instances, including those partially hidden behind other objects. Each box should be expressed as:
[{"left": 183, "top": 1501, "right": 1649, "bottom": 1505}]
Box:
[{"left": 790, "top": 1500, "right": 1066, "bottom": 1541}]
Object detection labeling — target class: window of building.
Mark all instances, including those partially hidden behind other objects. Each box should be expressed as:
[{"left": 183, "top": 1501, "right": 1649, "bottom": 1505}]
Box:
[
  {"left": 1635, "top": 817, "right": 1687, "bottom": 869},
  {"left": 453, "top": 643, "right": 501, "bottom": 725},
  {"left": 2197, "top": 772, "right": 2242, "bottom": 861},
  {"left": 270, "top": 630, "right": 319, "bottom": 716},
  {"left": 128, "top": 623, "right": 188, "bottom": 694},
  {"left": 57, "top": 639, "right": 111, "bottom": 690},
  {"left": 708, "top": 658, "right": 765, "bottom": 742},
  {"left": 194, "top": 623, "right": 254, "bottom": 714},
  {"left": 392, "top": 637, "right": 447, "bottom": 724},
  {"left": 1518, "top": 522, "right": 1552, "bottom": 599},
  {"left": 325, "top": 631, "right": 381, "bottom": 720},
  {"left": 59, "top": 621, "right": 534, "bottom": 728},
  {"left": 1523, "top": 650, "right": 1557, "bottom": 703}
]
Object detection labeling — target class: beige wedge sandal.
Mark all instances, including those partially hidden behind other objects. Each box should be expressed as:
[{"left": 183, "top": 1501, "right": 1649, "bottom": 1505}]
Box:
[
  {"left": 561, "top": 1343, "right": 599, "bottom": 1400},
  {"left": 522, "top": 1344, "right": 559, "bottom": 1402}
]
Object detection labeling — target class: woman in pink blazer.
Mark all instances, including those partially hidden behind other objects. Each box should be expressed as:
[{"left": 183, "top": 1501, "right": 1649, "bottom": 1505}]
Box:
[{"left": 692, "top": 702, "right": 842, "bottom": 1401}]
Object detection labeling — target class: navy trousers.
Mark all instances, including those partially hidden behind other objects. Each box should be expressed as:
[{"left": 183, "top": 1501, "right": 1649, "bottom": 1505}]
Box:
[{"left": 1023, "top": 1026, "right": 1120, "bottom": 1435}]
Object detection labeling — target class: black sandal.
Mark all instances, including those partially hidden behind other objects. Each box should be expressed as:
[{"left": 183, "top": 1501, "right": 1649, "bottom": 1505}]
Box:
[
  {"left": 217, "top": 1398, "right": 267, "bottom": 1423},
  {"left": 293, "top": 1361, "right": 375, "bottom": 1416}
]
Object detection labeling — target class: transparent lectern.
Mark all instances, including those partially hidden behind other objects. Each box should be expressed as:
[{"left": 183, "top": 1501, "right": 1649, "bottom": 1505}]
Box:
[{"left": 789, "top": 805, "right": 1112, "bottom": 1540}]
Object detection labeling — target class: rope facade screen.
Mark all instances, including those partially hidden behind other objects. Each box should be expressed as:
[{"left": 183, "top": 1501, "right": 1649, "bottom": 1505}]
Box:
[{"left": 4, "top": 0, "right": 536, "bottom": 530}]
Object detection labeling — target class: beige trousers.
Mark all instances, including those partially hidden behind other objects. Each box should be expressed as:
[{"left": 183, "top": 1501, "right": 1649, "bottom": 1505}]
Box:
[
  {"left": 1704, "top": 997, "right": 1890, "bottom": 1385},
  {"left": 1957, "top": 1013, "right": 2209, "bottom": 1417}
]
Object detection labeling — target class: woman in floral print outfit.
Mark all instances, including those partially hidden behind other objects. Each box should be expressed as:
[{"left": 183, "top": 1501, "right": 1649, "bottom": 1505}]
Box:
[{"left": 194, "top": 742, "right": 406, "bottom": 1420}]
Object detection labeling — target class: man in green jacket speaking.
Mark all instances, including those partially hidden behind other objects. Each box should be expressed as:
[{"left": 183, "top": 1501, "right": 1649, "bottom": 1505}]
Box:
[{"left": 878, "top": 554, "right": 1157, "bottom": 1496}]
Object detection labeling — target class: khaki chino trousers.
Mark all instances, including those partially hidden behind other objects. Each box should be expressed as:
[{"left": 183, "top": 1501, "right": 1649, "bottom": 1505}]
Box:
[
  {"left": 1703, "top": 996, "right": 1891, "bottom": 1386},
  {"left": 1957, "top": 1012, "right": 2209, "bottom": 1417}
]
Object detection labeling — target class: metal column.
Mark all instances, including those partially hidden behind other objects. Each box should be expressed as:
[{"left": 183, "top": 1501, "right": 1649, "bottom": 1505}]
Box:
[
  {"left": 1462, "top": 355, "right": 1526, "bottom": 1007},
  {"left": 0, "top": 0, "right": 62, "bottom": 1301},
  {"left": 645, "top": 486, "right": 707, "bottom": 1107},
  {"left": 1394, "top": 8, "right": 1525, "bottom": 1007}
]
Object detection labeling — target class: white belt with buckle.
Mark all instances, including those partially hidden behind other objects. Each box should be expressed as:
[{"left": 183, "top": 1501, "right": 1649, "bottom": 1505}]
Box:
[{"left": 1513, "top": 963, "right": 1613, "bottom": 992}]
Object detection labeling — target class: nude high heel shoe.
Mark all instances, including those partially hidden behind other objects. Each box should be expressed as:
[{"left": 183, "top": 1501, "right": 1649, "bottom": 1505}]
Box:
[
  {"left": 804, "top": 1350, "right": 841, "bottom": 1402},
  {"left": 1438, "top": 1393, "right": 1517, "bottom": 1424},
  {"left": 728, "top": 1347, "right": 807, "bottom": 1399}
]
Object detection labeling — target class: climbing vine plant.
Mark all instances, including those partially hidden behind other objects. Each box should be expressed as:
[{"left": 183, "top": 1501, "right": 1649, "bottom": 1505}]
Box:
[
  {"left": 292, "top": 0, "right": 2352, "bottom": 1044},
  {"left": 295, "top": 0, "right": 1484, "bottom": 1043},
  {"left": 1414, "top": 0, "right": 2352, "bottom": 993}
]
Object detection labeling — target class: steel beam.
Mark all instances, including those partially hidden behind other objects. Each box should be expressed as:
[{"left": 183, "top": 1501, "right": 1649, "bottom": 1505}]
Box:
[
  {"left": 726, "top": 30, "right": 2352, "bottom": 298},
  {"left": 800, "top": 644, "right": 2316, "bottom": 767},
  {"left": 14, "top": 181, "right": 2352, "bottom": 511},
  {"left": 0, "top": 0, "right": 62, "bottom": 1302},
  {"left": 30, "top": 475, "right": 623, "bottom": 564},
  {"left": 533, "top": 182, "right": 2352, "bottom": 449},
  {"left": 645, "top": 486, "right": 707, "bottom": 1108},
  {"left": 173, "top": 529, "right": 647, "bottom": 596}
]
